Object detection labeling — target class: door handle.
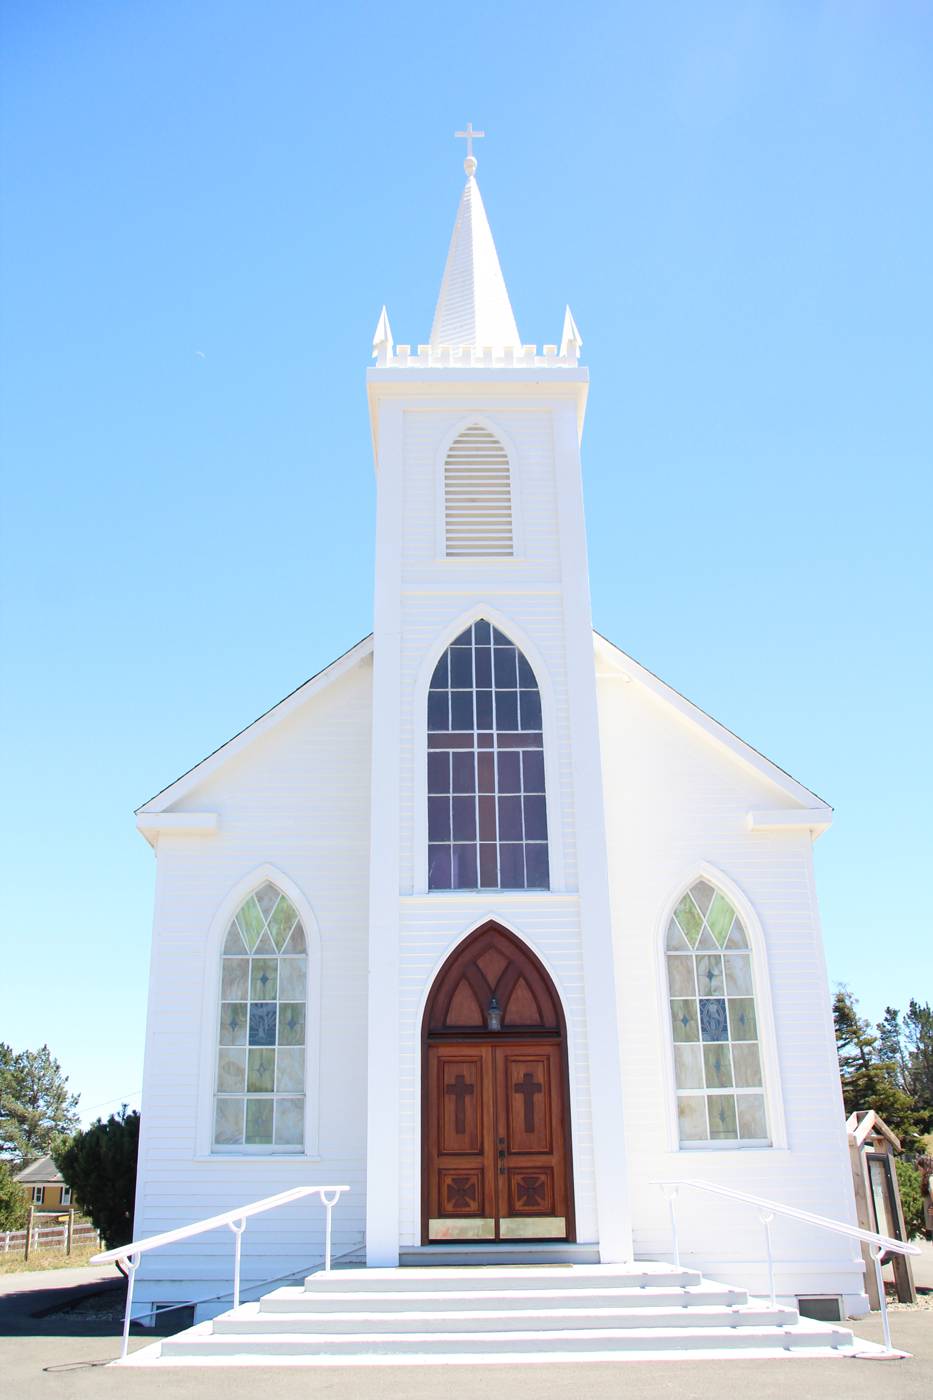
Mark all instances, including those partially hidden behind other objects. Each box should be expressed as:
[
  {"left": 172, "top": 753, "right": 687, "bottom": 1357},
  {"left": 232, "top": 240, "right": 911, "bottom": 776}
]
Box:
[{"left": 498, "top": 1149, "right": 506, "bottom": 1159}]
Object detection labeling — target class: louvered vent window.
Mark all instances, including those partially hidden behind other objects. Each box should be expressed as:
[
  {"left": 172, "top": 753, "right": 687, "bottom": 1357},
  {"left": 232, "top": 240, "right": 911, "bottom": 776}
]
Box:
[{"left": 444, "top": 425, "right": 513, "bottom": 557}]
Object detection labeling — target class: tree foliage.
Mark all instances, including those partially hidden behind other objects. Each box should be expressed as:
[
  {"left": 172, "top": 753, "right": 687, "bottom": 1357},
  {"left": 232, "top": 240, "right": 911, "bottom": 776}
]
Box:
[
  {"left": 55, "top": 1108, "right": 139, "bottom": 1250},
  {"left": 902, "top": 1001, "right": 933, "bottom": 1127},
  {"left": 866, "top": 1000, "right": 933, "bottom": 1136},
  {"left": 0, "top": 1043, "right": 80, "bottom": 1168},
  {"left": 894, "top": 1158, "right": 924, "bottom": 1240},
  {"left": 0, "top": 1160, "right": 29, "bottom": 1231},
  {"left": 832, "top": 989, "right": 922, "bottom": 1149}
]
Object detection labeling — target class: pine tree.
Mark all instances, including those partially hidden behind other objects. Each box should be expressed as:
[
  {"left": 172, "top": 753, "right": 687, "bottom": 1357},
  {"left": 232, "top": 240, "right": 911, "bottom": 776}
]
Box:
[
  {"left": 833, "top": 989, "right": 920, "bottom": 1149},
  {"left": 833, "top": 988, "right": 877, "bottom": 1073},
  {"left": 0, "top": 1044, "right": 80, "bottom": 1168},
  {"left": 876, "top": 1007, "right": 911, "bottom": 1093},
  {"left": 904, "top": 1000, "right": 933, "bottom": 1131}
]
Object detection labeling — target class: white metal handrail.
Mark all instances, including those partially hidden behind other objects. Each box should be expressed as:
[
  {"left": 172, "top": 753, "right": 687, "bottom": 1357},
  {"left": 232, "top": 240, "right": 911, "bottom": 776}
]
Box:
[
  {"left": 91, "top": 1183, "right": 349, "bottom": 1361},
  {"left": 655, "top": 1178, "right": 920, "bottom": 1358}
]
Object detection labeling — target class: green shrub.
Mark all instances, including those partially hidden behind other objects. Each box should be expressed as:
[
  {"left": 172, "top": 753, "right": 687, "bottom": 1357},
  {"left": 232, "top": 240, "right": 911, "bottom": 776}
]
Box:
[
  {"left": 55, "top": 1108, "right": 139, "bottom": 1250},
  {"left": 0, "top": 1161, "right": 28, "bottom": 1231},
  {"left": 894, "top": 1158, "right": 924, "bottom": 1240}
]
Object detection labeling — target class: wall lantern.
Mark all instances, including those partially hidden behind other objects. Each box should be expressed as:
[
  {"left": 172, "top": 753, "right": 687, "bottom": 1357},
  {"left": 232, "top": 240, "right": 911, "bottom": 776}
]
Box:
[{"left": 486, "top": 995, "right": 503, "bottom": 1032}]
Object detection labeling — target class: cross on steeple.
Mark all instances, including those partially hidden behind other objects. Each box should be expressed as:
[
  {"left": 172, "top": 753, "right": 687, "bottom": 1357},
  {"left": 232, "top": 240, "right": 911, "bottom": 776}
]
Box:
[{"left": 455, "top": 122, "right": 485, "bottom": 174}]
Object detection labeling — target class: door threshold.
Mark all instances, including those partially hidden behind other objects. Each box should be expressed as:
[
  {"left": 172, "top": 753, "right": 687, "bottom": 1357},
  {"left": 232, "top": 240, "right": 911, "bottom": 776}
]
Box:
[{"left": 401, "top": 1242, "right": 600, "bottom": 1266}]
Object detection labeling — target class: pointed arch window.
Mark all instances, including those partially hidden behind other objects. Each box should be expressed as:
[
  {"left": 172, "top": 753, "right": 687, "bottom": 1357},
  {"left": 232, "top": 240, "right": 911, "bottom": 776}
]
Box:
[
  {"left": 666, "top": 880, "right": 769, "bottom": 1146},
  {"left": 444, "top": 425, "right": 513, "bottom": 557},
  {"left": 214, "top": 882, "right": 307, "bottom": 1151},
  {"left": 428, "top": 619, "right": 548, "bottom": 890}
]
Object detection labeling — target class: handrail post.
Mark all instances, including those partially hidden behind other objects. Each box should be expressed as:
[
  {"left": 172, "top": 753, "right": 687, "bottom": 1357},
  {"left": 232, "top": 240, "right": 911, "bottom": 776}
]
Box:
[
  {"left": 661, "top": 1184, "right": 680, "bottom": 1268},
  {"left": 758, "top": 1210, "right": 776, "bottom": 1308},
  {"left": 228, "top": 1216, "right": 246, "bottom": 1310},
  {"left": 320, "top": 1188, "right": 341, "bottom": 1273},
  {"left": 120, "top": 1252, "right": 140, "bottom": 1361},
  {"left": 872, "top": 1245, "right": 891, "bottom": 1351}
]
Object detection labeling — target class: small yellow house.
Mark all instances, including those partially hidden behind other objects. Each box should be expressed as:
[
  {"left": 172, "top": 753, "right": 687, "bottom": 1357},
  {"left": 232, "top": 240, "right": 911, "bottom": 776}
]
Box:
[{"left": 14, "top": 1154, "right": 73, "bottom": 1211}]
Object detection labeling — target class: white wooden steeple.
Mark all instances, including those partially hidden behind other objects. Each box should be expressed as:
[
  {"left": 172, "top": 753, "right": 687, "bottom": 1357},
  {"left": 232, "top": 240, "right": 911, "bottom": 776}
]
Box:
[
  {"left": 429, "top": 139, "right": 521, "bottom": 351},
  {"left": 364, "top": 130, "right": 631, "bottom": 1272}
]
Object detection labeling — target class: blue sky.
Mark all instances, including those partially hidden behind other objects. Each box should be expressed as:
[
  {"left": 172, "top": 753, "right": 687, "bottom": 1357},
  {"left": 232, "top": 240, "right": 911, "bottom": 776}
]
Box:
[{"left": 1, "top": 1, "right": 930, "bottom": 1125}]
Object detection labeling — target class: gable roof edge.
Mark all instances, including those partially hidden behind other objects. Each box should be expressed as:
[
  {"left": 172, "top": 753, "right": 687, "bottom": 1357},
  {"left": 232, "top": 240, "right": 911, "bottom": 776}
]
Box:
[
  {"left": 593, "top": 631, "right": 831, "bottom": 814},
  {"left": 137, "top": 634, "right": 374, "bottom": 817}
]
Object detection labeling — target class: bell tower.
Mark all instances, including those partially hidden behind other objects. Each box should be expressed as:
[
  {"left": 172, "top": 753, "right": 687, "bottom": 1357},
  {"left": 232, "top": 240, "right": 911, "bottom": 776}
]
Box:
[{"left": 364, "top": 133, "right": 631, "bottom": 1265}]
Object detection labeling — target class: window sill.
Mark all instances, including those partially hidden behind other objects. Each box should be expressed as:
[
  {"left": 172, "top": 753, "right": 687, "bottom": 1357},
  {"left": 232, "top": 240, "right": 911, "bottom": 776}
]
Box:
[
  {"left": 666, "top": 1144, "right": 788, "bottom": 1156},
  {"left": 432, "top": 557, "right": 529, "bottom": 567},
  {"left": 405, "top": 889, "right": 579, "bottom": 902},
  {"left": 192, "top": 1153, "right": 323, "bottom": 1163}
]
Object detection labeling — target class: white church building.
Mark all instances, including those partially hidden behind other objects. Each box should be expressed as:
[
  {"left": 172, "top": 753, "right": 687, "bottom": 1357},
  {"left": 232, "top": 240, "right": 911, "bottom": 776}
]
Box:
[{"left": 130, "top": 134, "right": 869, "bottom": 1333}]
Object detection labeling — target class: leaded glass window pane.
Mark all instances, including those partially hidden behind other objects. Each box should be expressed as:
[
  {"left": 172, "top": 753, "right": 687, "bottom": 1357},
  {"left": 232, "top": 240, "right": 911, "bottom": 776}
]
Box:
[
  {"left": 215, "top": 1097, "right": 244, "bottom": 1145},
  {"left": 709, "top": 1094, "right": 738, "bottom": 1140},
  {"left": 426, "top": 620, "right": 550, "bottom": 890},
  {"left": 667, "top": 955, "right": 696, "bottom": 998},
  {"left": 677, "top": 1095, "right": 708, "bottom": 1142},
  {"left": 737, "top": 1093, "right": 767, "bottom": 1139},
  {"left": 674, "top": 1043, "right": 704, "bottom": 1089},
  {"left": 670, "top": 998, "right": 699, "bottom": 1042},
  {"left": 724, "top": 953, "right": 753, "bottom": 996},
  {"left": 732, "top": 1042, "right": 763, "bottom": 1087},
  {"left": 217, "top": 1048, "right": 246, "bottom": 1093},
  {"left": 665, "top": 882, "right": 769, "bottom": 1146},
  {"left": 245, "top": 1098, "right": 273, "bottom": 1144},
  {"left": 214, "top": 886, "right": 307, "bottom": 1150}
]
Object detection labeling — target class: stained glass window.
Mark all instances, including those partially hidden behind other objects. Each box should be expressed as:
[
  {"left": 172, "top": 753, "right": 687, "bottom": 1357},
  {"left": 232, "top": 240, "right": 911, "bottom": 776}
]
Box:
[
  {"left": 214, "top": 883, "right": 307, "bottom": 1150},
  {"left": 427, "top": 620, "right": 549, "bottom": 890},
  {"left": 665, "top": 880, "right": 768, "bottom": 1145}
]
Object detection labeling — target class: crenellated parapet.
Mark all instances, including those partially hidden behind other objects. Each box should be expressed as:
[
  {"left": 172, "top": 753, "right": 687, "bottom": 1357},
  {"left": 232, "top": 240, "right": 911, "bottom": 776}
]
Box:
[
  {"left": 372, "top": 306, "right": 583, "bottom": 370},
  {"left": 373, "top": 340, "right": 581, "bottom": 370}
]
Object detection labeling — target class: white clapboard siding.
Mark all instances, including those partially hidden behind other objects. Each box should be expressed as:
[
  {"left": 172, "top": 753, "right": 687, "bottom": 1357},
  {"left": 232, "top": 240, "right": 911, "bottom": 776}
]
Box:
[{"left": 444, "top": 425, "right": 513, "bottom": 556}]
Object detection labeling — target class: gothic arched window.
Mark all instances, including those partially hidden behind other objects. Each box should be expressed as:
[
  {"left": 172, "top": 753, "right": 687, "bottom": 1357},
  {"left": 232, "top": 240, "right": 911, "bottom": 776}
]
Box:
[
  {"left": 428, "top": 619, "right": 549, "bottom": 890},
  {"left": 214, "top": 883, "right": 307, "bottom": 1150},
  {"left": 666, "top": 880, "right": 769, "bottom": 1145}
]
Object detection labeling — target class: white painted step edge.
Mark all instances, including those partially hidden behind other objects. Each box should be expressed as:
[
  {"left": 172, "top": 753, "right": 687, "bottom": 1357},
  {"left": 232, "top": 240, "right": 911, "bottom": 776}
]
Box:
[
  {"left": 304, "top": 1267, "right": 705, "bottom": 1291},
  {"left": 262, "top": 1284, "right": 749, "bottom": 1312},
  {"left": 212, "top": 1305, "right": 801, "bottom": 1335},
  {"left": 161, "top": 1323, "right": 856, "bottom": 1357}
]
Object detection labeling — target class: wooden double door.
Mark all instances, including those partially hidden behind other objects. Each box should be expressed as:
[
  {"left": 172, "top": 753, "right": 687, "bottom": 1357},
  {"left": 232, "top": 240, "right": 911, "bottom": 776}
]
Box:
[{"left": 426, "top": 1039, "right": 570, "bottom": 1241}]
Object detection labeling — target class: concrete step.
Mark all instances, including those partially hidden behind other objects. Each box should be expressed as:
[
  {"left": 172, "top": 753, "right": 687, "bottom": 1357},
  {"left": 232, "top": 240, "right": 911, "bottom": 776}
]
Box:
[
  {"left": 215, "top": 1303, "right": 800, "bottom": 1335},
  {"left": 160, "top": 1320, "right": 856, "bottom": 1359},
  {"left": 304, "top": 1264, "right": 705, "bottom": 1292},
  {"left": 133, "top": 1264, "right": 869, "bottom": 1368},
  {"left": 262, "top": 1282, "right": 749, "bottom": 1313}
]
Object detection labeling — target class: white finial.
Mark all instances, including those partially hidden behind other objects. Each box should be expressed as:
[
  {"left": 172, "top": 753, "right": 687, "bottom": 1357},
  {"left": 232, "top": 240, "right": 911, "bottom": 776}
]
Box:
[
  {"left": 560, "top": 305, "right": 582, "bottom": 362},
  {"left": 455, "top": 122, "right": 485, "bottom": 176},
  {"left": 372, "top": 305, "right": 393, "bottom": 366}
]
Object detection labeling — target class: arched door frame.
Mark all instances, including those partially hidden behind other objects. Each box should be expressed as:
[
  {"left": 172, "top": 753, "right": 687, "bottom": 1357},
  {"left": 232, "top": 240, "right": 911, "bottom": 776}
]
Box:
[{"left": 419, "top": 918, "right": 576, "bottom": 1244}]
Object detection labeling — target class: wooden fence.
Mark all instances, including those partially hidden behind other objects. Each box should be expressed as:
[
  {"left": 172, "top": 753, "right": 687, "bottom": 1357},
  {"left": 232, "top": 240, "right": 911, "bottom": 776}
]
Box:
[{"left": 2, "top": 1216, "right": 101, "bottom": 1259}]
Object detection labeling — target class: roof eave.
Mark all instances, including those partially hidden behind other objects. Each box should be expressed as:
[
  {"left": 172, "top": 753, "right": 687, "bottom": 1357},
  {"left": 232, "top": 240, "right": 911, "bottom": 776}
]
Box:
[
  {"left": 594, "top": 631, "right": 833, "bottom": 820},
  {"left": 136, "top": 634, "right": 374, "bottom": 820}
]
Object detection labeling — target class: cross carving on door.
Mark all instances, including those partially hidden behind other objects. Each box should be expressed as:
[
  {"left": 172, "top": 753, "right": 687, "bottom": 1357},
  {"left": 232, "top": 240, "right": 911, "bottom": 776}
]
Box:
[
  {"left": 445, "top": 1073, "right": 475, "bottom": 1135},
  {"left": 514, "top": 1071, "right": 542, "bottom": 1132}
]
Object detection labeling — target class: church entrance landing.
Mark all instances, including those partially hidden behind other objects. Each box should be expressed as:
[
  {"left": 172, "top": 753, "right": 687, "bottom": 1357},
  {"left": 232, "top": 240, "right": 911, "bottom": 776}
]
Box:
[{"left": 422, "top": 922, "right": 574, "bottom": 1243}]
